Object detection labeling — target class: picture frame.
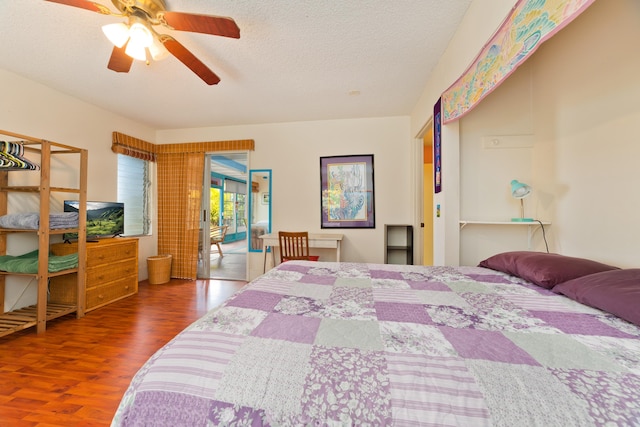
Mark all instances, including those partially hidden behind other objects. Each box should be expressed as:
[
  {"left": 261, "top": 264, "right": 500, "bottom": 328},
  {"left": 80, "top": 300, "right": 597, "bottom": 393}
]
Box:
[
  {"left": 320, "top": 154, "right": 375, "bottom": 229},
  {"left": 434, "top": 97, "right": 442, "bottom": 193},
  {"left": 261, "top": 192, "right": 270, "bottom": 205}
]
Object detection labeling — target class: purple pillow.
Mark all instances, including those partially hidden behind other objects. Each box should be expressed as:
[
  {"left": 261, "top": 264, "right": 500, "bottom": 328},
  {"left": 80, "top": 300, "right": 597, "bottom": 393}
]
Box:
[
  {"left": 478, "top": 251, "right": 619, "bottom": 289},
  {"left": 552, "top": 269, "right": 640, "bottom": 326}
]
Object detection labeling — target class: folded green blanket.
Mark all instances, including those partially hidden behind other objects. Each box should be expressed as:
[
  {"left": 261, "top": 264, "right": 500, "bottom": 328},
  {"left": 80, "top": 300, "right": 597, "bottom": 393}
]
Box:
[{"left": 0, "top": 250, "right": 78, "bottom": 273}]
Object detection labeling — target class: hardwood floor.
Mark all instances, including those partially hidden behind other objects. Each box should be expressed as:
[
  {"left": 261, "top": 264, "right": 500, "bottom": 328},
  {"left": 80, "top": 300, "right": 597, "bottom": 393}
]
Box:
[{"left": 0, "top": 279, "right": 246, "bottom": 426}]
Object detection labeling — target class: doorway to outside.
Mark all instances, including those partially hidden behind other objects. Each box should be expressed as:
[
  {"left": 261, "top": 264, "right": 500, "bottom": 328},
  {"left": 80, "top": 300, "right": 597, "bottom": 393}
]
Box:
[{"left": 198, "top": 152, "right": 248, "bottom": 281}]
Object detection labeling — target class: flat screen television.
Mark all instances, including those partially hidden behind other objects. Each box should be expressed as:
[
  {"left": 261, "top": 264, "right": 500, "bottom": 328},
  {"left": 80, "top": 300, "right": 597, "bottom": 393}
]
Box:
[{"left": 63, "top": 201, "right": 125, "bottom": 241}]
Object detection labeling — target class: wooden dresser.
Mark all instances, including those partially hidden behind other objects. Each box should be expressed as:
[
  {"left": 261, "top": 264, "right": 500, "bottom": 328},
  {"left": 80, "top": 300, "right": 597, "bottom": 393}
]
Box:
[{"left": 50, "top": 238, "right": 138, "bottom": 312}]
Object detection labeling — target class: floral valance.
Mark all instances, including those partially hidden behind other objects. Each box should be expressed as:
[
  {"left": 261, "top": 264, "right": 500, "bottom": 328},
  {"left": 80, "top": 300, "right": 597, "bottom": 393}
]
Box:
[{"left": 442, "top": 0, "right": 596, "bottom": 124}]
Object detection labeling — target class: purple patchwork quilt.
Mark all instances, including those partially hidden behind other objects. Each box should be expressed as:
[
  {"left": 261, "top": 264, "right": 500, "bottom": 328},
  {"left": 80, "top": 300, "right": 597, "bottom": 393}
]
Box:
[{"left": 112, "top": 262, "right": 640, "bottom": 426}]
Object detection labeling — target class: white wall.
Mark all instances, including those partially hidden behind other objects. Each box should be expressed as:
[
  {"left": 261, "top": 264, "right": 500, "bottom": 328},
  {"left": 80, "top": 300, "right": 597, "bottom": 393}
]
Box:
[
  {"left": 458, "top": 62, "right": 541, "bottom": 265},
  {"left": 410, "top": 0, "right": 519, "bottom": 266},
  {"left": 457, "top": 0, "right": 640, "bottom": 268},
  {"left": 0, "top": 69, "right": 158, "bottom": 311},
  {"left": 532, "top": 0, "right": 640, "bottom": 267},
  {"left": 158, "top": 117, "right": 413, "bottom": 279}
]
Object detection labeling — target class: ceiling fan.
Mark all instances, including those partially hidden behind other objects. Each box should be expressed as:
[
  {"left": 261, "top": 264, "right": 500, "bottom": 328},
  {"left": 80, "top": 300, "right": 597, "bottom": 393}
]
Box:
[{"left": 45, "top": 0, "right": 240, "bottom": 85}]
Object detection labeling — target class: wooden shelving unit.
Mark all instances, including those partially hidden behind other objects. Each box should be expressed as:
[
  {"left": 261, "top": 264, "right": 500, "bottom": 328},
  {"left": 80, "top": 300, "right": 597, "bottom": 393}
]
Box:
[{"left": 0, "top": 129, "right": 87, "bottom": 336}]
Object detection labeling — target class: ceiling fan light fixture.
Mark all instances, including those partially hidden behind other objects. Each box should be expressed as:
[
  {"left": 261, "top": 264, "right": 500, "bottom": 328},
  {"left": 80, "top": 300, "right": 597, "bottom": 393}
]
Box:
[
  {"left": 148, "top": 30, "right": 169, "bottom": 61},
  {"left": 148, "top": 34, "right": 169, "bottom": 61},
  {"left": 102, "top": 22, "right": 130, "bottom": 48},
  {"left": 125, "top": 21, "right": 154, "bottom": 61},
  {"left": 48, "top": 0, "right": 240, "bottom": 83},
  {"left": 125, "top": 40, "right": 147, "bottom": 61},
  {"left": 128, "top": 22, "right": 153, "bottom": 48}
]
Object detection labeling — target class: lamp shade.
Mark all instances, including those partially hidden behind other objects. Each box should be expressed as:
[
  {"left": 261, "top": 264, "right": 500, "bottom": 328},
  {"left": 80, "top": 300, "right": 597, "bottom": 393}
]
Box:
[
  {"left": 511, "top": 180, "right": 532, "bottom": 199},
  {"left": 128, "top": 22, "right": 153, "bottom": 48},
  {"left": 125, "top": 41, "right": 147, "bottom": 61},
  {"left": 102, "top": 23, "right": 130, "bottom": 48},
  {"left": 148, "top": 36, "right": 169, "bottom": 61}
]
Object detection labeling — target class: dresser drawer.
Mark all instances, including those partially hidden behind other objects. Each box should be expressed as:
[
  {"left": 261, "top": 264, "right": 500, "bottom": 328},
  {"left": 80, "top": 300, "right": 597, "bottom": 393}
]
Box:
[
  {"left": 50, "top": 242, "right": 79, "bottom": 256},
  {"left": 49, "top": 238, "right": 139, "bottom": 310},
  {"left": 86, "top": 258, "right": 137, "bottom": 287},
  {"left": 86, "top": 276, "right": 137, "bottom": 310},
  {"left": 86, "top": 241, "right": 137, "bottom": 267}
]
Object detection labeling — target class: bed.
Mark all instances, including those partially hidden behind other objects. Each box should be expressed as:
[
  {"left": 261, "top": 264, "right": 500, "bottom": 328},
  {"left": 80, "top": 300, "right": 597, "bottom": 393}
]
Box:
[{"left": 111, "top": 252, "right": 640, "bottom": 426}]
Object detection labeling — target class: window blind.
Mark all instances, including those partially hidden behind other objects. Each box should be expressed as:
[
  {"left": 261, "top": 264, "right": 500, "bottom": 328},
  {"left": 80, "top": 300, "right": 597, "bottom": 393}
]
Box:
[
  {"left": 117, "top": 154, "right": 150, "bottom": 236},
  {"left": 224, "top": 179, "right": 246, "bottom": 194}
]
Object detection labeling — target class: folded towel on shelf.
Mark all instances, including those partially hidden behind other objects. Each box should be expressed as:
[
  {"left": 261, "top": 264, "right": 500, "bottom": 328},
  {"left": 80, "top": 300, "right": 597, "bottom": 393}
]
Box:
[
  {"left": 0, "top": 212, "right": 79, "bottom": 230},
  {"left": 0, "top": 250, "right": 78, "bottom": 273},
  {"left": 0, "top": 212, "right": 39, "bottom": 229},
  {"left": 50, "top": 212, "right": 79, "bottom": 229}
]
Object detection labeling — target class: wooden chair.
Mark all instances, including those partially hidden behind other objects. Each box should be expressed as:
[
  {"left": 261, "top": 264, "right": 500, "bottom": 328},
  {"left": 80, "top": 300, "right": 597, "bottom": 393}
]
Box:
[
  {"left": 210, "top": 224, "right": 228, "bottom": 257},
  {"left": 278, "top": 231, "right": 319, "bottom": 263}
]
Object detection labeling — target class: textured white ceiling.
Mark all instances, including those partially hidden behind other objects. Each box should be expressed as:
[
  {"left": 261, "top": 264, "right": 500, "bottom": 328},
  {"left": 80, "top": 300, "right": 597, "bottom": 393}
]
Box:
[{"left": 0, "top": 0, "right": 472, "bottom": 130}]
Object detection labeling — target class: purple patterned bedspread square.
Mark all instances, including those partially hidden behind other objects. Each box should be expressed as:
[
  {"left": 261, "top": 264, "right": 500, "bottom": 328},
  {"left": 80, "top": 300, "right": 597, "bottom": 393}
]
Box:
[{"left": 112, "top": 262, "right": 640, "bottom": 426}]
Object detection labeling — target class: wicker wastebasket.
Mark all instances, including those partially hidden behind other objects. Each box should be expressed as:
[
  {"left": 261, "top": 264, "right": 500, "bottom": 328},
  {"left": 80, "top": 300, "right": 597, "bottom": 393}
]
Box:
[{"left": 147, "top": 254, "right": 172, "bottom": 285}]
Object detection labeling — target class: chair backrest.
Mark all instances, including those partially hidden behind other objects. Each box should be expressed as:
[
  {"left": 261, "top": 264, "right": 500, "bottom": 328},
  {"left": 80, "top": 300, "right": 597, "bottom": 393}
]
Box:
[
  {"left": 210, "top": 224, "right": 228, "bottom": 244},
  {"left": 278, "top": 231, "right": 311, "bottom": 262}
]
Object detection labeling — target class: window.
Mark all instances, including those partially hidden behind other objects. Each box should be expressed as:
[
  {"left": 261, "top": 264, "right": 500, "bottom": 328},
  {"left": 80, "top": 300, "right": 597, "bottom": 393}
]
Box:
[
  {"left": 223, "top": 179, "right": 246, "bottom": 236},
  {"left": 117, "top": 154, "right": 151, "bottom": 236}
]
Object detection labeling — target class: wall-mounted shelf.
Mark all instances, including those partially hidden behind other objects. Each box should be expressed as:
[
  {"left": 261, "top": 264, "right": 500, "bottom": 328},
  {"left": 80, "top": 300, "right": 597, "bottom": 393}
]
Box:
[
  {"left": 459, "top": 220, "right": 551, "bottom": 249},
  {"left": 459, "top": 220, "right": 551, "bottom": 228}
]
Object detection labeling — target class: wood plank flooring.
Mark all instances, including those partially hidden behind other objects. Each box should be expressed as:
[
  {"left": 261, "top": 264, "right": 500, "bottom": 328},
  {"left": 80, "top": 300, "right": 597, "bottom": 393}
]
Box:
[{"left": 0, "top": 279, "right": 246, "bottom": 426}]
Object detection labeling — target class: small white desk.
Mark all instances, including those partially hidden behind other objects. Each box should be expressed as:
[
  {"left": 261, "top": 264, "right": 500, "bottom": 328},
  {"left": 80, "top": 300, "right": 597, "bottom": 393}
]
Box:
[{"left": 259, "top": 233, "right": 344, "bottom": 272}]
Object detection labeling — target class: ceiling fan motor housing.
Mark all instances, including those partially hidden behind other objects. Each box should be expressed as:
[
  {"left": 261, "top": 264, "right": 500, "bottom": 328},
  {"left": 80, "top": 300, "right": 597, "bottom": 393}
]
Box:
[{"left": 111, "top": 0, "right": 167, "bottom": 20}]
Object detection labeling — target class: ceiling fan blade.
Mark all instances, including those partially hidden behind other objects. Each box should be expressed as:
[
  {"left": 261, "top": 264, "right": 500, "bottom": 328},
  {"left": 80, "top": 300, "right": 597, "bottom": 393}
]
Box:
[
  {"left": 44, "top": 0, "right": 114, "bottom": 15},
  {"left": 161, "top": 36, "right": 220, "bottom": 85},
  {"left": 107, "top": 45, "right": 133, "bottom": 73},
  {"left": 160, "top": 11, "right": 240, "bottom": 39}
]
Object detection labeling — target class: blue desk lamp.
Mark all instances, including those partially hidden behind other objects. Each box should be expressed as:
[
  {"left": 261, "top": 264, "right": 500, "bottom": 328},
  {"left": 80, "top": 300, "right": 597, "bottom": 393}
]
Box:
[{"left": 511, "top": 180, "right": 534, "bottom": 222}]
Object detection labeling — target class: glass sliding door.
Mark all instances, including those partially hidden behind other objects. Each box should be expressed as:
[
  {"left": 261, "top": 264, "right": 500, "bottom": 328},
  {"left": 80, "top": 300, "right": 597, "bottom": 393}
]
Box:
[
  {"left": 200, "top": 152, "right": 248, "bottom": 281},
  {"left": 197, "top": 158, "right": 213, "bottom": 278}
]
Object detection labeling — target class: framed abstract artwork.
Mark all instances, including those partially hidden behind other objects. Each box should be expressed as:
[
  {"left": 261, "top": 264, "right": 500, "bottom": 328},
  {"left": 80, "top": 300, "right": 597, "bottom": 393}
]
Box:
[{"left": 320, "top": 154, "right": 375, "bottom": 229}]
